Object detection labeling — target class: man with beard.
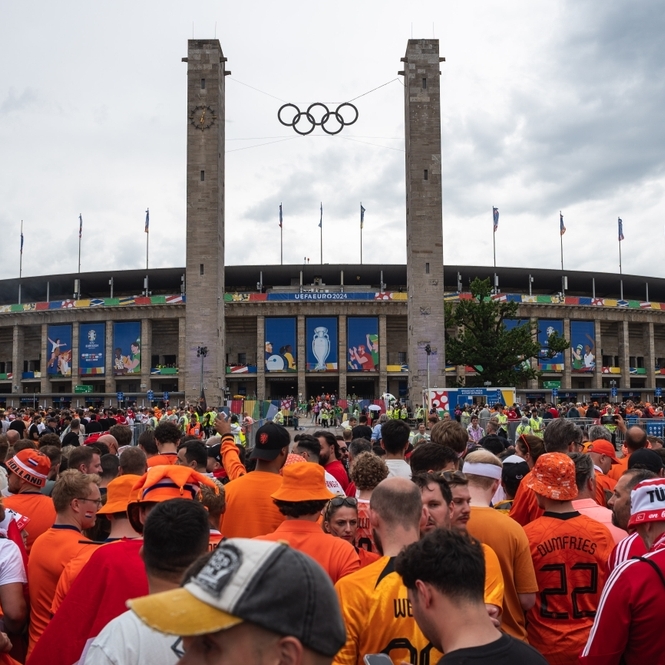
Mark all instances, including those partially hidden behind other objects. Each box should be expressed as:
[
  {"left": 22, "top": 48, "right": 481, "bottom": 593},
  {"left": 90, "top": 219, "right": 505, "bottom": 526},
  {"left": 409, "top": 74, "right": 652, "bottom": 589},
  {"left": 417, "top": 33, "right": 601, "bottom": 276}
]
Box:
[{"left": 315, "top": 431, "right": 349, "bottom": 492}]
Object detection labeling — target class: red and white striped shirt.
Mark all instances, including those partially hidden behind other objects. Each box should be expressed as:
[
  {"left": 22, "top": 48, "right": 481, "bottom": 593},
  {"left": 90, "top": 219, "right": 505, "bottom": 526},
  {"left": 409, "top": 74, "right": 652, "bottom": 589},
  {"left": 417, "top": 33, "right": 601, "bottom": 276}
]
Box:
[{"left": 607, "top": 531, "right": 646, "bottom": 574}]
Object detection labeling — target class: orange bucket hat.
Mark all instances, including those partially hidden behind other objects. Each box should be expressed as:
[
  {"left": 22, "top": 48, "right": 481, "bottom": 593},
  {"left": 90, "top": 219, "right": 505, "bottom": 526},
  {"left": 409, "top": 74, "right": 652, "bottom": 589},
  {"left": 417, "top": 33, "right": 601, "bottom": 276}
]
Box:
[
  {"left": 525, "top": 452, "right": 578, "bottom": 501},
  {"left": 271, "top": 463, "right": 335, "bottom": 502},
  {"left": 132, "top": 465, "right": 219, "bottom": 504},
  {"left": 97, "top": 474, "right": 141, "bottom": 515}
]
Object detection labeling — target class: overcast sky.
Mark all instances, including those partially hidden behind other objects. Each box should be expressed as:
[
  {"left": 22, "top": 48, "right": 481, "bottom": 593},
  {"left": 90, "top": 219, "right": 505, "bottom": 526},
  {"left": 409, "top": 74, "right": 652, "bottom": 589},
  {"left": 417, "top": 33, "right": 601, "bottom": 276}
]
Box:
[{"left": 1, "top": 0, "right": 664, "bottom": 286}]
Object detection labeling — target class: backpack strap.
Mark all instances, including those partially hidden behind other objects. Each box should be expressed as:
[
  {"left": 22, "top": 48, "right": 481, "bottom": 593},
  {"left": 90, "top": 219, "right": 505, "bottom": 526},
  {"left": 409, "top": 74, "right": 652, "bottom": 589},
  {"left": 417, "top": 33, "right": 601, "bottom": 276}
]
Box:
[{"left": 633, "top": 556, "right": 665, "bottom": 589}]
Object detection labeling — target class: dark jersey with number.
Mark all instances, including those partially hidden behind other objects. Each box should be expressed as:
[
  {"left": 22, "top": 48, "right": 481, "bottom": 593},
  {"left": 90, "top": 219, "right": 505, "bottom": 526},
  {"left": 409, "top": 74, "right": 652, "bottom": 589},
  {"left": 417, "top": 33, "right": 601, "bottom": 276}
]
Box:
[{"left": 524, "top": 512, "right": 614, "bottom": 665}]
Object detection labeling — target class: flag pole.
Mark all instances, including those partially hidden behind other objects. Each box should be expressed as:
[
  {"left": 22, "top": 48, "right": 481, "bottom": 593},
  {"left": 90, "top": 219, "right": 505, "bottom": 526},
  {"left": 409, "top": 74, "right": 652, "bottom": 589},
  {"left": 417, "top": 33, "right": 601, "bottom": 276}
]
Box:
[
  {"left": 492, "top": 208, "right": 496, "bottom": 271},
  {"left": 145, "top": 208, "right": 149, "bottom": 270},
  {"left": 78, "top": 213, "right": 82, "bottom": 276},
  {"left": 560, "top": 212, "right": 564, "bottom": 271},
  {"left": 320, "top": 202, "right": 323, "bottom": 264},
  {"left": 360, "top": 203, "right": 364, "bottom": 265},
  {"left": 279, "top": 203, "right": 283, "bottom": 265},
  {"left": 618, "top": 217, "right": 623, "bottom": 300},
  {"left": 18, "top": 220, "right": 23, "bottom": 304}
]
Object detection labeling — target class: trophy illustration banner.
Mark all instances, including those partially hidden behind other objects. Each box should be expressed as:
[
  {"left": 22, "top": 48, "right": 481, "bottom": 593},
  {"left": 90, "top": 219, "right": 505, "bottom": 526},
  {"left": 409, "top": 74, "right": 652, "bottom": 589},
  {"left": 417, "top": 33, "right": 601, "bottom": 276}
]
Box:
[
  {"left": 306, "top": 317, "right": 338, "bottom": 371},
  {"left": 79, "top": 323, "right": 106, "bottom": 376}
]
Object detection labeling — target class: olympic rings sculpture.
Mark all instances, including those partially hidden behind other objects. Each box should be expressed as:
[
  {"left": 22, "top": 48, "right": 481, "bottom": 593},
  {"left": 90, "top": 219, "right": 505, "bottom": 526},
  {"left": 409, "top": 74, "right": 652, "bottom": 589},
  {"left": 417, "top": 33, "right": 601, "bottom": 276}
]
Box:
[{"left": 278, "top": 102, "right": 359, "bottom": 135}]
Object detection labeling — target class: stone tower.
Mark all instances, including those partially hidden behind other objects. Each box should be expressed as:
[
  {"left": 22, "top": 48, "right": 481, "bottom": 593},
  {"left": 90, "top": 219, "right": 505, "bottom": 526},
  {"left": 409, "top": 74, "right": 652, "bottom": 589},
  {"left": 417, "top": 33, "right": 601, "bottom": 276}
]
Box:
[
  {"left": 183, "top": 40, "right": 228, "bottom": 405},
  {"left": 400, "top": 39, "right": 446, "bottom": 402}
]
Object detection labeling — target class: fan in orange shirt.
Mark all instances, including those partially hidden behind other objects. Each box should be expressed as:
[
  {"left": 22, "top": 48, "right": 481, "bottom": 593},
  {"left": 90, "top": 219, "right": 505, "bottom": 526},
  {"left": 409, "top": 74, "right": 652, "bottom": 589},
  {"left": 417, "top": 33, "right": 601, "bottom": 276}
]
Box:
[
  {"left": 586, "top": 439, "right": 619, "bottom": 506},
  {"left": 256, "top": 463, "right": 360, "bottom": 583},
  {"left": 27, "top": 470, "right": 101, "bottom": 654},
  {"left": 523, "top": 453, "right": 615, "bottom": 665},
  {"left": 3, "top": 449, "right": 55, "bottom": 553},
  {"left": 146, "top": 421, "right": 181, "bottom": 468}
]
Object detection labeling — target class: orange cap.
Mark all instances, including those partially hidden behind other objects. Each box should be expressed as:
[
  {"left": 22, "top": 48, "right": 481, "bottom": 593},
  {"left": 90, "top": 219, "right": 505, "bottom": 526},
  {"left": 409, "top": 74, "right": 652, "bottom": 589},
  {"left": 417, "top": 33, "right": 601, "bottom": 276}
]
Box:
[
  {"left": 97, "top": 474, "right": 141, "bottom": 514},
  {"left": 587, "top": 440, "right": 619, "bottom": 464},
  {"left": 271, "top": 463, "right": 335, "bottom": 502},
  {"left": 6, "top": 449, "right": 51, "bottom": 488}
]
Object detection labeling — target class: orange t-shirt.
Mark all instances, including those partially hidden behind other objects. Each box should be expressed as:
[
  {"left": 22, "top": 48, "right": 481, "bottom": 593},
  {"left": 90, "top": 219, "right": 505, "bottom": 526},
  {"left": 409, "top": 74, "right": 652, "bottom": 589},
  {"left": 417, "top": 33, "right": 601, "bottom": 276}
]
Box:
[
  {"left": 221, "top": 434, "right": 246, "bottom": 481},
  {"left": 355, "top": 499, "right": 377, "bottom": 553},
  {"left": 523, "top": 512, "right": 614, "bottom": 665},
  {"left": 50, "top": 542, "right": 102, "bottom": 614},
  {"left": 220, "top": 471, "right": 284, "bottom": 538},
  {"left": 146, "top": 452, "right": 179, "bottom": 468},
  {"left": 467, "top": 505, "right": 538, "bottom": 642},
  {"left": 255, "top": 520, "right": 360, "bottom": 583},
  {"left": 509, "top": 470, "right": 544, "bottom": 526},
  {"left": 3, "top": 492, "right": 56, "bottom": 553},
  {"left": 607, "top": 454, "right": 629, "bottom": 482},
  {"left": 594, "top": 472, "right": 617, "bottom": 507},
  {"left": 27, "top": 525, "right": 92, "bottom": 653},
  {"left": 356, "top": 546, "right": 381, "bottom": 568}
]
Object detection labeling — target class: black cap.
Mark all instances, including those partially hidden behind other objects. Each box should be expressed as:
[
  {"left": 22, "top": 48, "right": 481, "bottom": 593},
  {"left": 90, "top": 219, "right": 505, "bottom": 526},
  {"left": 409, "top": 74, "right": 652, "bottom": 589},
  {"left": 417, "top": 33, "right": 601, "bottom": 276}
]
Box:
[
  {"left": 628, "top": 448, "right": 664, "bottom": 475},
  {"left": 250, "top": 422, "right": 291, "bottom": 461},
  {"left": 207, "top": 443, "right": 221, "bottom": 463},
  {"left": 502, "top": 460, "right": 530, "bottom": 484}
]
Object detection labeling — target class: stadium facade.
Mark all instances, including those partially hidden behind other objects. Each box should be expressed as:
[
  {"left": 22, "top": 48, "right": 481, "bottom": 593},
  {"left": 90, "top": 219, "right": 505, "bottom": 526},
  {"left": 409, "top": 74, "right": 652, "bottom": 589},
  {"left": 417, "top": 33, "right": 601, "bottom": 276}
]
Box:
[{"left": 1, "top": 39, "right": 663, "bottom": 408}]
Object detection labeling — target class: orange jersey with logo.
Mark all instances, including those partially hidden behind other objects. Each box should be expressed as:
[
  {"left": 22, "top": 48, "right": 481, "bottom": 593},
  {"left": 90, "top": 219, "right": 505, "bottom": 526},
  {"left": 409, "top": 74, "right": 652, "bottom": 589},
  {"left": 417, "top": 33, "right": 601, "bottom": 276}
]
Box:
[
  {"left": 524, "top": 512, "right": 614, "bottom": 665},
  {"left": 355, "top": 499, "right": 377, "bottom": 553}
]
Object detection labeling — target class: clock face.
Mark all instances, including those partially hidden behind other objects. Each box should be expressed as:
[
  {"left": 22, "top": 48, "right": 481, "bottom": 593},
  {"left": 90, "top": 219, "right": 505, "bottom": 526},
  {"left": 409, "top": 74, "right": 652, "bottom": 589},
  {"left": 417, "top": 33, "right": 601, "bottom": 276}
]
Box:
[{"left": 189, "top": 105, "right": 216, "bottom": 130}]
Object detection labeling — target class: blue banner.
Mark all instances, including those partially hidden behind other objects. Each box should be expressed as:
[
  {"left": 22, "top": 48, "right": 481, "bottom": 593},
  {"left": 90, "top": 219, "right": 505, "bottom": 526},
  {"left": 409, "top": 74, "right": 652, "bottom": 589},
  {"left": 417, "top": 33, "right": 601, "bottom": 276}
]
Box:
[
  {"left": 47, "top": 325, "right": 72, "bottom": 377},
  {"left": 538, "top": 320, "right": 564, "bottom": 371},
  {"left": 265, "top": 318, "right": 297, "bottom": 372},
  {"left": 79, "top": 323, "right": 106, "bottom": 376},
  {"left": 347, "top": 317, "right": 379, "bottom": 371},
  {"left": 113, "top": 322, "right": 141, "bottom": 376},
  {"left": 571, "top": 321, "right": 596, "bottom": 373},
  {"left": 306, "top": 317, "right": 338, "bottom": 371}
]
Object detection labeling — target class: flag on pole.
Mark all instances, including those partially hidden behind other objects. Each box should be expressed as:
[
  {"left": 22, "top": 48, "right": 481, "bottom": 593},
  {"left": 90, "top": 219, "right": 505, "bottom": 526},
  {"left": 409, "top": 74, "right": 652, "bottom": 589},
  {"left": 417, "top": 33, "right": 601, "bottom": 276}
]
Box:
[
  {"left": 559, "top": 212, "right": 566, "bottom": 236},
  {"left": 79, "top": 214, "right": 83, "bottom": 239},
  {"left": 319, "top": 202, "right": 323, "bottom": 228},
  {"left": 279, "top": 203, "right": 283, "bottom": 228},
  {"left": 145, "top": 209, "right": 149, "bottom": 233},
  {"left": 20, "top": 231, "right": 23, "bottom": 254},
  {"left": 618, "top": 217, "right": 624, "bottom": 241},
  {"left": 492, "top": 207, "right": 499, "bottom": 232},
  {"left": 360, "top": 203, "right": 365, "bottom": 229}
]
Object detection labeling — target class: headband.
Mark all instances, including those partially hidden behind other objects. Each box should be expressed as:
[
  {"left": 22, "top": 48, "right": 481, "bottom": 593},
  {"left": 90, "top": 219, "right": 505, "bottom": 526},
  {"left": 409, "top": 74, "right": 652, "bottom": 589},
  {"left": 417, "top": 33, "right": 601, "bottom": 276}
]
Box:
[{"left": 461, "top": 461, "right": 502, "bottom": 480}]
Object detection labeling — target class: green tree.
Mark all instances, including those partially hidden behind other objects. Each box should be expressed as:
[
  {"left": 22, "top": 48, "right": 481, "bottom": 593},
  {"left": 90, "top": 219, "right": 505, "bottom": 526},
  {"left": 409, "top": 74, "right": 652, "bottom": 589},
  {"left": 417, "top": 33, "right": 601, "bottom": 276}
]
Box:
[{"left": 445, "top": 277, "right": 569, "bottom": 387}]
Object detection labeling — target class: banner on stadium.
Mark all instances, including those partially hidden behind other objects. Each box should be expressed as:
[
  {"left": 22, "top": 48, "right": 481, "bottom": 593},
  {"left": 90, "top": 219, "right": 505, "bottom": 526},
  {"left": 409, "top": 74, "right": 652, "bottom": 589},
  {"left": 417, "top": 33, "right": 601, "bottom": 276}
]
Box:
[
  {"left": 347, "top": 317, "right": 379, "bottom": 371},
  {"left": 112, "top": 322, "right": 141, "bottom": 376},
  {"left": 264, "top": 318, "right": 297, "bottom": 372},
  {"left": 538, "top": 319, "right": 565, "bottom": 371},
  {"left": 306, "top": 317, "right": 338, "bottom": 371},
  {"left": 46, "top": 325, "right": 72, "bottom": 377},
  {"left": 79, "top": 323, "right": 106, "bottom": 376},
  {"left": 570, "top": 320, "right": 596, "bottom": 373}
]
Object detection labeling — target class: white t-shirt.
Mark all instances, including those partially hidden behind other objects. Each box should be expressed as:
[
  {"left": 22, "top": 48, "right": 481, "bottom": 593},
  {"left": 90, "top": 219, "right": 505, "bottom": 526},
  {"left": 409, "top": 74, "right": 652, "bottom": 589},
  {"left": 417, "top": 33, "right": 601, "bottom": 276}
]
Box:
[
  {"left": 82, "top": 609, "right": 178, "bottom": 665},
  {"left": 384, "top": 459, "right": 412, "bottom": 479},
  {"left": 0, "top": 538, "right": 27, "bottom": 586},
  {"left": 325, "top": 471, "right": 345, "bottom": 496}
]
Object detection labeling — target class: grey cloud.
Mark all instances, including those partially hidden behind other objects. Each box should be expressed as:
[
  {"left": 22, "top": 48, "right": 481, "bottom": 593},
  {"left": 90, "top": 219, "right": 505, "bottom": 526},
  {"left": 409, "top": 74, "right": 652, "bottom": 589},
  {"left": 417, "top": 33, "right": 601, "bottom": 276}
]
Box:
[{"left": 1, "top": 87, "right": 38, "bottom": 115}]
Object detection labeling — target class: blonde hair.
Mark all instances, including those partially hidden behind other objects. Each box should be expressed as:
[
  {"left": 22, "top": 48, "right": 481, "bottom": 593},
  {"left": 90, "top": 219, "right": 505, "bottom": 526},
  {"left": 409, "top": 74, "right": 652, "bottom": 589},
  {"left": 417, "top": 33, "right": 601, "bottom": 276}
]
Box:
[
  {"left": 464, "top": 449, "right": 502, "bottom": 491},
  {"left": 52, "top": 469, "right": 100, "bottom": 513}
]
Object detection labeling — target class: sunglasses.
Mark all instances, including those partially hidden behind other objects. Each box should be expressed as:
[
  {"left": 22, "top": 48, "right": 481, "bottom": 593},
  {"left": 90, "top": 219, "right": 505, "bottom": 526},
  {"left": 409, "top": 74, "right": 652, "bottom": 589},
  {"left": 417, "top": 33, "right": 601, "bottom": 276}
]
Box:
[
  {"left": 324, "top": 496, "right": 358, "bottom": 519},
  {"left": 439, "top": 470, "right": 467, "bottom": 484}
]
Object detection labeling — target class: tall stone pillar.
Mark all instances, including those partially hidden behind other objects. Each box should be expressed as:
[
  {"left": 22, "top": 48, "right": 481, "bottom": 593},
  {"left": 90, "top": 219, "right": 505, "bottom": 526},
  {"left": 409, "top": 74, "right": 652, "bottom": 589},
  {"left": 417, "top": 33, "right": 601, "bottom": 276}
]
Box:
[
  {"left": 297, "top": 315, "right": 305, "bottom": 402},
  {"left": 400, "top": 40, "right": 446, "bottom": 402},
  {"left": 257, "top": 315, "right": 265, "bottom": 401},
  {"left": 562, "top": 319, "right": 571, "bottom": 390},
  {"left": 379, "top": 314, "right": 388, "bottom": 397},
  {"left": 183, "top": 40, "right": 228, "bottom": 406},
  {"left": 647, "top": 322, "right": 656, "bottom": 392},
  {"left": 593, "top": 320, "right": 603, "bottom": 390},
  {"left": 338, "top": 315, "right": 347, "bottom": 400},
  {"left": 105, "top": 321, "right": 115, "bottom": 394},
  {"left": 71, "top": 323, "right": 80, "bottom": 389},
  {"left": 11, "top": 325, "right": 24, "bottom": 400},
  {"left": 619, "top": 320, "right": 630, "bottom": 390},
  {"left": 140, "top": 319, "right": 152, "bottom": 396},
  {"left": 178, "top": 317, "right": 186, "bottom": 394},
  {"left": 40, "top": 323, "right": 49, "bottom": 394}
]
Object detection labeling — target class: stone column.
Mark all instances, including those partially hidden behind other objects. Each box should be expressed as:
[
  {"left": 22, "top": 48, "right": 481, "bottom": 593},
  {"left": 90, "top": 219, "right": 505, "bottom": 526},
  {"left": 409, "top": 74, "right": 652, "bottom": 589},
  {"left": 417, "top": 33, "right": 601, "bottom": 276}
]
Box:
[
  {"left": 593, "top": 320, "right": 603, "bottom": 390},
  {"left": 528, "top": 317, "right": 539, "bottom": 390},
  {"left": 338, "top": 315, "right": 347, "bottom": 400},
  {"left": 71, "top": 323, "right": 80, "bottom": 389},
  {"left": 562, "top": 319, "right": 571, "bottom": 389},
  {"left": 647, "top": 321, "right": 656, "bottom": 393},
  {"left": 297, "top": 315, "right": 305, "bottom": 401},
  {"left": 178, "top": 317, "right": 186, "bottom": 394},
  {"left": 140, "top": 319, "right": 152, "bottom": 397},
  {"left": 105, "top": 321, "right": 115, "bottom": 394},
  {"left": 619, "top": 320, "right": 630, "bottom": 390},
  {"left": 379, "top": 314, "right": 388, "bottom": 396},
  {"left": 40, "top": 323, "right": 49, "bottom": 394},
  {"left": 256, "top": 315, "right": 265, "bottom": 401},
  {"left": 11, "top": 325, "right": 24, "bottom": 402}
]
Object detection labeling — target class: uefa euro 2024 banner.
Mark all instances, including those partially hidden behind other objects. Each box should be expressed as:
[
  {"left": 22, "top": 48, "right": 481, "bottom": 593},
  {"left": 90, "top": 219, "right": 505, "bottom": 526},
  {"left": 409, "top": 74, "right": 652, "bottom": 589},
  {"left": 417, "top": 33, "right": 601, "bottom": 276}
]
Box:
[
  {"left": 113, "top": 322, "right": 141, "bottom": 376},
  {"left": 46, "top": 324, "right": 72, "bottom": 377},
  {"left": 79, "top": 323, "right": 106, "bottom": 376},
  {"left": 264, "top": 318, "right": 297, "bottom": 372},
  {"left": 570, "top": 320, "right": 596, "bottom": 373},
  {"left": 306, "top": 317, "right": 338, "bottom": 371},
  {"left": 538, "top": 320, "right": 565, "bottom": 371},
  {"left": 347, "top": 317, "right": 379, "bottom": 371}
]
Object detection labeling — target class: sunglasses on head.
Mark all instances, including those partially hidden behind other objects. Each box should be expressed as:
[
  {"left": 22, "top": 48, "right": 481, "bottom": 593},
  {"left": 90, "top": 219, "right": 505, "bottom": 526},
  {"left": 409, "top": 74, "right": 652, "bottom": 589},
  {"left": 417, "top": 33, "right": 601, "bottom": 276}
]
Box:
[
  {"left": 439, "top": 470, "right": 467, "bottom": 483},
  {"left": 324, "top": 496, "right": 358, "bottom": 519}
]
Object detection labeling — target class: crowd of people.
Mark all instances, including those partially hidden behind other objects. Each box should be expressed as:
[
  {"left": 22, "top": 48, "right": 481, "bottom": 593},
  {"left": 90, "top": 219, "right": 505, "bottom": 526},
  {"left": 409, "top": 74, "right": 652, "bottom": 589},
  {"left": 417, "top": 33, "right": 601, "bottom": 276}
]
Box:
[{"left": 0, "top": 399, "right": 662, "bottom": 663}]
